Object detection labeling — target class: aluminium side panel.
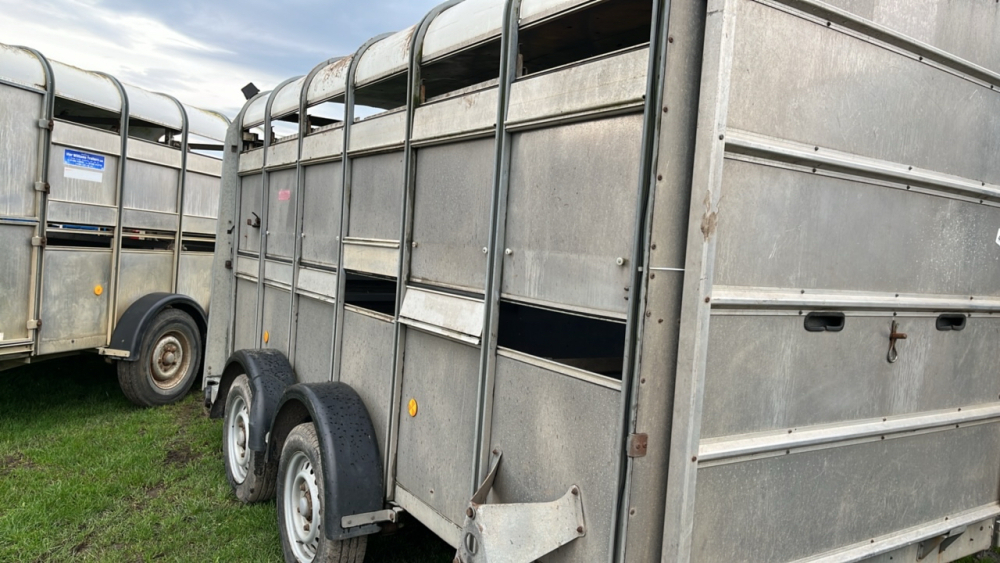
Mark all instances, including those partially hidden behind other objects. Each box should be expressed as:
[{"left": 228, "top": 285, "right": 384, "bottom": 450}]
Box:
[
  {"left": 301, "top": 161, "right": 343, "bottom": 268},
  {"left": 339, "top": 308, "right": 395, "bottom": 462},
  {"left": 292, "top": 296, "right": 335, "bottom": 383},
  {"left": 667, "top": 1, "right": 1000, "bottom": 562},
  {"left": 37, "top": 248, "right": 112, "bottom": 354},
  {"left": 346, "top": 151, "right": 404, "bottom": 241},
  {"left": 237, "top": 173, "right": 263, "bottom": 254},
  {"left": 265, "top": 168, "right": 296, "bottom": 259},
  {"left": 177, "top": 252, "right": 213, "bottom": 312}
]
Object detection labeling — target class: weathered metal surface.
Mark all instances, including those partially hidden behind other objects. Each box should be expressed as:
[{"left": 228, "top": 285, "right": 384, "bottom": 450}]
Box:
[
  {"left": 123, "top": 84, "right": 183, "bottom": 131},
  {"left": 260, "top": 285, "right": 291, "bottom": 354},
  {"left": 237, "top": 174, "right": 262, "bottom": 254},
  {"left": 265, "top": 139, "right": 298, "bottom": 169},
  {"left": 296, "top": 267, "right": 338, "bottom": 302},
  {"left": 300, "top": 126, "right": 345, "bottom": 162},
  {"left": 242, "top": 95, "right": 269, "bottom": 129},
  {"left": 186, "top": 152, "right": 223, "bottom": 177},
  {"left": 347, "top": 151, "right": 404, "bottom": 240},
  {"left": 410, "top": 138, "right": 493, "bottom": 291},
  {"left": 348, "top": 111, "right": 407, "bottom": 154},
  {"left": 182, "top": 172, "right": 220, "bottom": 222},
  {"left": 489, "top": 353, "right": 621, "bottom": 563},
  {"left": 0, "top": 86, "right": 41, "bottom": 217},
  {"left": 411, "top": 87, "right": 498, "bottom": 144},
  {"left": 340, "top": 308, "right": 395, "bottom": 457},
  {"left": 126, "top": 139, "right": 182, "bottom": 168},
  {"left": 355, "top": 26, "right": 415, "bottom": 87},
  {"left": 399, "top": 286, "right": 484, "bottom": 343},
  {"left": 269, "top": 76, "right": 306, "bottom": 121},
  {"left": 233, "top": 277, "right": 257, "bottom": 352},
  {"left": 37, "top": 248, "right": 111, "bottom": 354},
  {"left": 301, "top": 161, "right": 343, "bottom": 267},
  {"left": 46, "top": 200, "right": 117, "bottom": 227},
  {"left": 263, "top": 260, "right": 293, "bottom": 288},
  {"left": 519, "top": 0, "right": 600, "bottom": 25},
  {"left": 122, "top": 159, "right": 179, "bottom": 214},
  {"left": 342, "top": 241, "right": 400, "bottom": 278},
  {"left": 502, "top": 114, "right": 643, "bottom": 318},
  {"left": 50, "top": 120, "right": 121, "bottom": 156},
  {"left": 396, "top": 329, "right": 480, "bottom": 526},
  {"left": 692, "top": 423, "right": 1000, "bottom": 563},
  {"left": 115, "top": 250, "right": 172, "bottom": 321},
  {"left": 176, "top": 252, "right": 213, "bottom": 311},
  {"left": 507, "top": 47, "right": 648, "bottom": 128},
  {"left": 305, "top": 56, "right": 352, "bottom": 106},
  {"left": 235, "top": 255, "right": 258, "bottom": 280},
  {"left": 264, "top": 168, "right": 296, "bottom": 259},
  {"left": 0, "top": 224, "right": 34, "bottom": 342},
  {"left": 291, "top": 296, "right": 335, "bottom": 383},
  {"left": 0, "top": 43, "right": 46, "bottom": 90},
  {"left": 238, "top": 147, "right": 264, "bottom": 173}
]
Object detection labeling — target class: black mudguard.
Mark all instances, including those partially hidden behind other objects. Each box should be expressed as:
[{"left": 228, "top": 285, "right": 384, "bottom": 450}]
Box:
[
  {"left": 209, "top": 349, "right": 296, "bottom": 453},
  {"left": 268, "top": 382, "right": 384, "bottom": 541},
  {"left": 109, "top": 293, "right": 207, "bottom": 361}
]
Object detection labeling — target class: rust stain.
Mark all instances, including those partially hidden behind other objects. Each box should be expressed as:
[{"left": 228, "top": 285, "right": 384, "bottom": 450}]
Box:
[{"left": 700, "top": 190, "right": 718, "bottom": 240}]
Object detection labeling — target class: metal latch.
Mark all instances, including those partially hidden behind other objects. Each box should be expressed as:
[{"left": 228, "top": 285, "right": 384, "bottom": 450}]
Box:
[
  {"left": 246, "top": 212, "right": 261, "bottom": 229},
  {"left": 37, "top": 119, "right": 53, "bottom": 130},
  {"left": 627, "top": 433, "right": 648, "bottom": 458},
  {"left": 26, "top": 319, "right": 42, "bottom": 330},
  {"left": 31, "top": 236, "right": 46, "bottom": 247},
  {"left": 456, "top": 449, "right": 586, "bottom": 563},
  {"left": 34, "top": 181, "right": 50, "bottom": 193},
  {"left": 225, "top": 259, "right": 233, "bottom": 270},
  {"left": 917, "top": 525, "right": 966, "bottom": 560}
]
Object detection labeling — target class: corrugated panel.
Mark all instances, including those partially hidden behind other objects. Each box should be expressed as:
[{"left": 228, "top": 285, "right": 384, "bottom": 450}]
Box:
[
  {"left": 422, "top": 0, "right": 504, "bottom": 62},
  {"left": 50, "top": 59, "right": 121, "bottom": 112},
  {"left": 0, "top": 43, "right": 46, "bottom": 90},
  {"left": 355, "top": 26, "right": 415, "bottom": 87},
  {"left": 123, "top": 84, "right": 182, "bottom": 130}
]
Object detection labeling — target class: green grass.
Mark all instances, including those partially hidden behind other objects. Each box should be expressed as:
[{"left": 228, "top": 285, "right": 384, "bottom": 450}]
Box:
[{"left": 0, "top": 355, "right": 452, "bottom": 562}]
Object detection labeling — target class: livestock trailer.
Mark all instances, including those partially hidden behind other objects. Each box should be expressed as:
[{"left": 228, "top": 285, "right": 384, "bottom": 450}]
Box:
[
  {"left": 0, "top": 44, "right": 229, "bottom": 406},
  {"left": 202, "top": 0, "right": 1000, "bottom": 561}
]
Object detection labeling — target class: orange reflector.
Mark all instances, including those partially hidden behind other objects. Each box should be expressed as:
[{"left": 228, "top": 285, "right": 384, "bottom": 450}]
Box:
[
  {"left": 93, "top": 285, "right": 103, "bottom": 296},
  {"left": 264, "top": 331, "right": 270, "bottom": 344},
  {"left": 408, "top": 398, "right": 418, "bottom": 417}
]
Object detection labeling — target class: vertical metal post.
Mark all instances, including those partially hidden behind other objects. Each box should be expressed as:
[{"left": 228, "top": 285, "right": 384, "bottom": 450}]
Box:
[
  {"left": 17, "top": 46, "right": 54, "bottom": 352},
  {"left": 330, "top": 34, "right": 392, "bottom": 384},
  {"left": 287, "top": 58, "right": 343, "bottom": 367},
  {"left": 473, "top": 0, "right": 523, "bottom": 491},
  {"left": 611, "top": 1, "right": 673, "bottom": 560},
  {"left": 98, "top": 72, "right": 130, "bottom": 345},
  {"left": 385, "top": 0, "right": 465, "bottom": 502},
  {"left": 160, "top": 93, "right": 189, "bottom": 294},
  {"left": 254, "top": 77, "right": 302, "bottom": 348},
  {"left": 659, "top": 1, "right": 738, "bottom": 561}
]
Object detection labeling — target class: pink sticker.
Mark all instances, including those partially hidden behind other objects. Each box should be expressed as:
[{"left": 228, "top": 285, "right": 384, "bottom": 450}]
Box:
[{"left": 278, "top": 189, "right": 291, "bottom": 201}]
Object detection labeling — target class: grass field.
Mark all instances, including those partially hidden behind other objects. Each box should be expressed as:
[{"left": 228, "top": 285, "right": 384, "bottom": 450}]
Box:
[
  {"left": 0, "top": 355, "right": 452, "bottom": 562},
  {"left": 1, "top": 354, "right": 996, "bottom": 563}
]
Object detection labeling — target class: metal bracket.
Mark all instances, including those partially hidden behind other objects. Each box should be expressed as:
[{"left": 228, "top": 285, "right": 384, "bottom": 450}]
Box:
[
  {"left": 917, "top": 525, "right": 966, "bottom": 560},
  {"left": 455, "top": 449, "right": 586, "bottom": 563},
  {"left": 341, "top": 508, "right": 399, "bottom": 529},
  {"left": 628, "top": 433, "right": 648, "bottom": 458},
  {"left": 30, "top": 236, "right": 46, "bottom": 248},
  {"left": 34, "top": 181, "right": 50, "bottom": 194},
  {"left": 26, "top": 319, "right": 41, "bottom": 330},
  {"left": 37, "top": 118, "right": 53, "bottom": 130},
  {"left": 224, "top": 259, "right": 233, "bottom": 270},
  {"left": 98, "top": 347, "right": 131, "bottom": 359}
]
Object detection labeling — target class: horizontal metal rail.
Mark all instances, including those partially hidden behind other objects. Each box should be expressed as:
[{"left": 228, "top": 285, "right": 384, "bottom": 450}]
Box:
[{"left": 711, "top": 285, "right": 1000, "bottom": 313}]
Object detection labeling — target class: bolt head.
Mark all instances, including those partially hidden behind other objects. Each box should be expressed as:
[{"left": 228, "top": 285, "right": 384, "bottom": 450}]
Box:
[{"left": 466, "top": 507, "right": 475, "bottom": 519}]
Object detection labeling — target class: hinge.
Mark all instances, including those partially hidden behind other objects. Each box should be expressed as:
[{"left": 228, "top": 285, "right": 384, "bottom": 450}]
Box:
[
  {"left": 27, "top": 319, "right": 42, "bottom": 330},
  {"left": 34, "top": 181, "right": 50, "bottom": 193},
  {"left": 31, "top": 236, "right": 46, "bottom": 247},
  {"left": 224, "top": 259, "right": 233, "bottom": 270},
  {"left": 37, "top": 119, "right": 53, "bottom": 131},
  {"left": 627, "top": 433, "right": 648, "bottom": 458}
]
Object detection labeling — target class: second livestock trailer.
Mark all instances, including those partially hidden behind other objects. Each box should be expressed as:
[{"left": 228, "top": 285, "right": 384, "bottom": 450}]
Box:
[
  {"left": 0, "top": 44, "right": 229, "bottom": 405},
  {"left": 203, "top": 0, "right": 1000, "bottom": 561}
]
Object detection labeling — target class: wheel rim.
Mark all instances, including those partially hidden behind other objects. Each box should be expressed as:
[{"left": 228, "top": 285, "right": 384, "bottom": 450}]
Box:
[
  {"left": 283, "top": 450, "right": 321, "bottom": 562},
  {"left": 149, "top": 331, "right": 191, "bottom": 390},
  {"left": 225, "top": 393, "right": 250, "bottom": 484}
]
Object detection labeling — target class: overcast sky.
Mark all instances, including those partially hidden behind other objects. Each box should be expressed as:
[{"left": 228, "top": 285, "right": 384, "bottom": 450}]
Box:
[{"left": 0, "top": 0, "right": 442, "bottom": 118}]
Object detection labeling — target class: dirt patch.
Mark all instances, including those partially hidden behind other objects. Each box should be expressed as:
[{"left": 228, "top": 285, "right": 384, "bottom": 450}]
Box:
[
  {"left": 164, "top": 445, "right": 196, "bottom": 467},
  {"left": 0, "top": 452, "right": 37, "bottom": 476}
]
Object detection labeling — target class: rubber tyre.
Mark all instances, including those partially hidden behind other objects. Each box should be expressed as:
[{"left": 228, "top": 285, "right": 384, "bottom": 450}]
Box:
[
  {"left": 117, "top": 308, "right": 202, "bottom": 407},
  {"left": 223, "top": 374, "right": 277, "bottom": 503},
  {"left": 277, "top": 423, "right": 367, "bottom": 563}
]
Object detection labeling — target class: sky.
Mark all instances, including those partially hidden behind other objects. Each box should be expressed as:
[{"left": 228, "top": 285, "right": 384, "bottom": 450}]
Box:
[{"left": 0, "top": 0, "right": 443, "bottom": 119}]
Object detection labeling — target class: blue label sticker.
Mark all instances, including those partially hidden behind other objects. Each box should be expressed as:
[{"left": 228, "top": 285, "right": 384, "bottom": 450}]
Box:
[{"left": 64, "top": 149, "right": 106, "bottom": 171}]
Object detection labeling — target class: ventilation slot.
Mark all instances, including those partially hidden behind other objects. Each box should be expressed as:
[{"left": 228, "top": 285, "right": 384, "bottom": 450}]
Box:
[
  {"left": 54, "top": 97, "right": 121, "bottom": 133},
  {"left": 344, "top": 272, "right": 397, "bottom": 316},
  {"left": 936, "top": 314, "right": 967, "bottom": 331},
  {"left": 498, "top": 301, "right": 625, "bottom": 379},
  {"left": 803, "top": 312, "right": 846, "bottom": 332}
]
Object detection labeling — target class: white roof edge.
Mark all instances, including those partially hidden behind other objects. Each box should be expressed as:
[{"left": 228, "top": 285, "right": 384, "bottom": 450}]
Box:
[
  {"left": 0, "top": 43, "right": 47, "bottom": 90},
  {"left": 270, "top": 76, "right": 307, "bottom": 119},
  {"left": 186, "top": 106, "right": 229, "bottom": 141},
  {"left": 422, "top": 0, "right": 504, "bottom": 62},
  {"left": 306, "top": 56, "right": 352, "bottom": 106},
  {"left": 355, "top": 25, "right": 416, "bottom": 87},
  {"left": 123, "top": 83, "right": 183, "bottom": 130}
]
